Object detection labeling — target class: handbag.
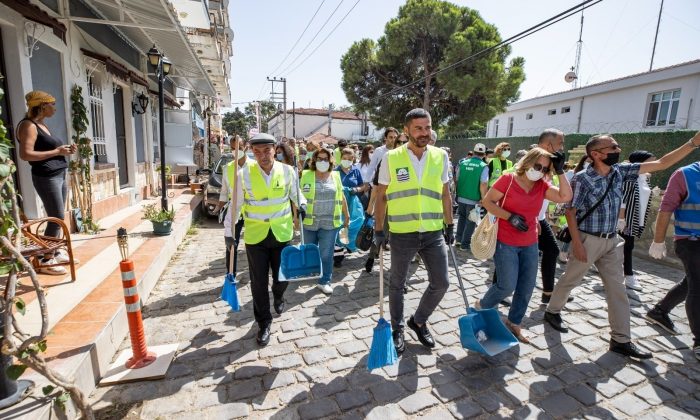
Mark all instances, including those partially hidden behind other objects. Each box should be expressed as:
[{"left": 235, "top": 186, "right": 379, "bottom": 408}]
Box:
[
  {"left": 470, "top": 176, "right": 515, "bottom": 261},
  {"left": 355, "top": 215, "right": 375, "bottom": 251},
  {"left": 556, "top": 173, "right": 617, "bottom": 243}
]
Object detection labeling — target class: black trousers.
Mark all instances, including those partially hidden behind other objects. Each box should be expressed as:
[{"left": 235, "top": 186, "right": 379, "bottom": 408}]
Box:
[
  {"left": 225, "top": 218, "right": 245, "bottom": 272},
  {"left": 620, "top": 233, "right": 635, "bottom": 276},
  {"left": 656, "top": 276, "right": 687, "bottom": 313},
  {"left": 246, "top": 229, "right": 289, "bottom": 326},
  {"left": 675, "top": 239, "right": 700, "bottom": 346},
  {"left": 538, "top": 220, "right": 560, "bottom": 293}
]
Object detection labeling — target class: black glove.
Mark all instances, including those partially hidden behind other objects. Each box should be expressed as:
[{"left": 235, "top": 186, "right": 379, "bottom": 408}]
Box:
[
  {"left": 508, "top": 213, "right": 529, "bottom": 232},
  {"left": 374, "top": 230, "right": 386, "bottom": 248},
  {"left": 444, "top": 224, "right": 455, "bottom": 245},
  {"left": 551, "top": 151, "right": 566, "bottom": 175},
  {"left": 298, "top": 204, "right": 307, "bottom": 221}
]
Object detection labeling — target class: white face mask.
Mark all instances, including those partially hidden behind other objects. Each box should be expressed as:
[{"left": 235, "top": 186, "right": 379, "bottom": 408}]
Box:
[
  {"left": 526, "top": 167, "right": 545, "bottom": 181},
  {"left": 236, "top": 150, "right": 246, "bottom": 160},
  {"left": 316, "top": 161, "right": 330, "bottom": 172},
  {"left": 502, "top": 150, "right": 511, "bottom": 158},
  {"left": 340, "top": 159, "right": 353, "bottom": 168},
  {"left": 368, "top": 152, "right": 374, "bottom": 159}
]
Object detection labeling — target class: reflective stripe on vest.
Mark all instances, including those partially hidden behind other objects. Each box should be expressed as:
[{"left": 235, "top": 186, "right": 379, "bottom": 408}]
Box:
[
  {"left": 385, "top": 146, "right": 445, "bottom": 233},
  {"left": 674, "top": 162, "right": 700, "bottom": 237},
  {"left": 488, "top": 158, "right": 513, "bottom": 187},
  {"left": 456, "top": 158, "right": 486, "bottom": 201},
  {"left": 300, "top": 170, "right": 343, "bottom": 227},
  {"left": 241, "top": 161, "right": 294, "bottom": 244}
]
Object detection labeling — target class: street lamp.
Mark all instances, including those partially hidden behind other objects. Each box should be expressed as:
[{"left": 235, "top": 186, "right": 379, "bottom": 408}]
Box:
[
  {"left": 205, "top": 106, "right": 212, "bottom": 169},
  {"left": 147, "top": 45, "right": 172, "bottom": 211}
]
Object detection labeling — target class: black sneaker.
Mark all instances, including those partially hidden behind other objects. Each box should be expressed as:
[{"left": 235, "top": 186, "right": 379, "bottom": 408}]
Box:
[
  {"left": 407, "top": 316, "right": 435, "bottom": 348},
  {"left": 544, "top": 311, "right": 568, "bottom": 333},
  {"left": 364, "top": 258, "right": 374, "bottom": 273},
  {"left": 392, "top": 328, "right": 405, "bottom": 354},
  {"left": 609, "top": 339, "right": 652, "bottom": 359},
  {"left": 645, "top": 307, "right": 677, "bottom": 334}
]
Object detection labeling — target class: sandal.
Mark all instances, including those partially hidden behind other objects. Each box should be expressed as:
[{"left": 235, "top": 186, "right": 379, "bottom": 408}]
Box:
[{"left": 505, "top": 320, "right": 530, "bottom": 344}]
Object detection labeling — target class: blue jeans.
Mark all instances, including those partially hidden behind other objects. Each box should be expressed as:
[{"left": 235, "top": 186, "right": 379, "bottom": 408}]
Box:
[
  {"left": 456, "top": 202, "right": 476, "bottom": 248},
  {"left": 303, "top": 227, "right": 340, "bottom": 285},
  {"left": 480, "top": 241, "right": 539, "bottom": 325}
]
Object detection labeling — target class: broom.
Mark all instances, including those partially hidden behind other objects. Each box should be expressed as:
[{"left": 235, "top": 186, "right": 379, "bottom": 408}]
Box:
[
  {"left": 221, "top": 140, "right": 241, "bottom": 312},
  {"left": 367, "top": 248, "right": 398, "bottom": 370}
]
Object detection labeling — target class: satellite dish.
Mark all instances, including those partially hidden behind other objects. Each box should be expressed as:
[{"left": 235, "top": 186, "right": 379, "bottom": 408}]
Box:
[{"left": 564, "top": 71, "right": 578, "bottom": 83}]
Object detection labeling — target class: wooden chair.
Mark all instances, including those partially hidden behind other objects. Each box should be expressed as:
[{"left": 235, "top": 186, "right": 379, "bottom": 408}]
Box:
[{"left": 2, "top": 216, "right": 77, "bottom": 281}]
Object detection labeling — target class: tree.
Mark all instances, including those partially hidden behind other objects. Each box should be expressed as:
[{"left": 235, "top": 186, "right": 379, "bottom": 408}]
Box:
[
  {"left": 340, "top": 0, "right": 525, "bottom": 132},
  {"left": 221, "top": 107, "right": 249, "bottom": 139},
  {"left": 244, "top": 101, "right": 277, "bottom": 134}
]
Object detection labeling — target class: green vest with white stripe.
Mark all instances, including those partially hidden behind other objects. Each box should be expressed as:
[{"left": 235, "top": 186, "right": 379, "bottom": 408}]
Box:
[
  {"left": 386, "top": 145, "right": 445, "bottom": 234},
  {"left": 300, "top": 170, "right": 343, "bottom": 228},
  {"left": 241, "top": 161, "right": 294, "bottom": 245},
  {"left": 488, "top": 158, "right": 513, "bottom": 187}
]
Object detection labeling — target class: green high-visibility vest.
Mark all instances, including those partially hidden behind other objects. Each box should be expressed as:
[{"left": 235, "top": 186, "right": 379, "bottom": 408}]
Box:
[
  {"left": 225, "top": 159, "right": 254, "bottom": 200},
  {"left": 300, "top": 170, "right": 343, "bottom": 228},
  {"left": 488, "top": 158, "right": 513, "bottom": 187},
  {"left": 457, "top": 157, "right": 487, "bottom": 201},
  {"left": 240, "top": 161, "right": 294, "bottom": 245},
  {"left": 386, "top": 146, "right": 445, "bottom": 233}
]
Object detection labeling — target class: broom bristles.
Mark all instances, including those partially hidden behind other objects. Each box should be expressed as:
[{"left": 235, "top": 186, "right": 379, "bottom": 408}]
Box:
[
  {"left": 367, "top": 318, "right": 398, "bottom": 370},
  {"left": 221, "top": 274, "right": 241, "bottom": 312}
]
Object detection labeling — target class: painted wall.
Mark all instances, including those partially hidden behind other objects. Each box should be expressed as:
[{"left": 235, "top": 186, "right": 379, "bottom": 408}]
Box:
[{"left": 268, "top": 113, "right": 379, "bottom": 141}]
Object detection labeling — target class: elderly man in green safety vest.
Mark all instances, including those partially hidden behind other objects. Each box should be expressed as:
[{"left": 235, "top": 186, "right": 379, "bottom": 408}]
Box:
[
  {"left": 229, "top": 133, "right": 306, "bottom": 346},
  {"left": 373, "top": 108, "right": 454, "bottom": 355}
]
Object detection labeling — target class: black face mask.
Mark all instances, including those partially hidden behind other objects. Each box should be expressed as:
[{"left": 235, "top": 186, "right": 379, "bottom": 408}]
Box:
[{"left": 602, "top": 152, "right": 620, "bottom": 166}]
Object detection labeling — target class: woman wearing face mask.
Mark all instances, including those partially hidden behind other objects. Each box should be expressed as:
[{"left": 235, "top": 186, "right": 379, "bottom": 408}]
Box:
[
  {"left": 619, "top": 151, "right": 656, "bottom": 291},
  {"left": 337, "top": 148, "right": 368, "bottom": 254},
  {"left": 487, "top": 142, "right": 514, "bottom": 187},
  {"left": 218, "top": 136, "right": 250, "bottom": 272},
  {"left": 358, "top": 145, "right": 375, "bottom": 210},
  {"left": 476, "top": 147, "right": 572, "bottom": 342},
  {"left": 300, "top": 148, "right": 350, "bottom": 294},
  {"left": 275, "top": 143, "right": 295, "bottom": 166}
]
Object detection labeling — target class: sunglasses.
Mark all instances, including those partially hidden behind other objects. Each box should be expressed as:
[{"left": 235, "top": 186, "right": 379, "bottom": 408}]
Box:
[{"left": 532, "top": 163, "right": 551, "bottom": 174}]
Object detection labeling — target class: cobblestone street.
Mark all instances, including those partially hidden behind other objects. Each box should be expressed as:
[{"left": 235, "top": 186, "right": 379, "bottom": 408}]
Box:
[{"left": 90, "top": 219, "right": 699, "bottom": 419}]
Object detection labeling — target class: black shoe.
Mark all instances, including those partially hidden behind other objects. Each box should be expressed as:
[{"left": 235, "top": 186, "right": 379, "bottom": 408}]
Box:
[
  {"left": 364, "top": 258, "right": 374, "bottom": 273},
  {"left": 645, "top": 307, "right": 677, "bottom": 334},
  {"left": 609, "top": 339, "right": 653, "bottom": 359},
  {"left": 541, "top": 294, "right": 575, "bottom": 304},
  {"left": 544, "top": 311, "right": 569, "bottom": 333},
  {"left": 274, "top": 298, "right": 286, "bottom": 315},
  {"left": 407, "top": 316, "right": 435, "bottom": 348},
  {"left": 403, "top": 286, "right": 408, "bottom": 295},
  {"left": 500, "top": 298, "right": 511, "bottom": 307},
  {"left": 334, "top": 259, "right": 343, "bottom": 268},
  {"left": 392, "top": 328, "right": 405, "bottom": 354},
  {"left": 257, "top": 324, "right": 271, "bottom": 346}
]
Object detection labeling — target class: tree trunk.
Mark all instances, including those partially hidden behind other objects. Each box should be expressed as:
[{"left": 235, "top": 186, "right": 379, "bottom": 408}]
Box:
[{"left": 422, "top": 42, "right": 431, "bottom": 112}]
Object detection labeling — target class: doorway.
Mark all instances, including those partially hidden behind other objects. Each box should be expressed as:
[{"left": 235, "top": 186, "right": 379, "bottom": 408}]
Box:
[
  {"left": 113, "top": 87, "right": 128, "bottom": 187},
  {"left": 0, "top": 28, "right": 21, "bottom": 198}
]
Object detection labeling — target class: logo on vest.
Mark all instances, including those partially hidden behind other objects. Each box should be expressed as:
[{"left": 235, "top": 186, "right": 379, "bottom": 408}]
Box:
[
  {"left": 302, "top": 183, "right": 311, "bottom": 193},
  {"left": 396, "top": 167, "right": 410, "bottom": 182}
]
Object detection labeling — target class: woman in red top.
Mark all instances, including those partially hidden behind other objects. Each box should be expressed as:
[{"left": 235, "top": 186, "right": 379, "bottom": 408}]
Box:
[{"left": 477, "top": 147, "right": 572, "bottom": 342}]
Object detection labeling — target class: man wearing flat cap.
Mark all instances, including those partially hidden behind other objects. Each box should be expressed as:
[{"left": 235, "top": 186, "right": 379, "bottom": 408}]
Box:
[{"left": 228, "top": 133, "right": 306, "bottom": 346}]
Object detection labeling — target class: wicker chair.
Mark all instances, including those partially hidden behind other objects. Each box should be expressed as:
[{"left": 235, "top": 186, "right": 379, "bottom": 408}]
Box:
[{"left": 6, "top": 216, "right": 77, "bottom": 281}]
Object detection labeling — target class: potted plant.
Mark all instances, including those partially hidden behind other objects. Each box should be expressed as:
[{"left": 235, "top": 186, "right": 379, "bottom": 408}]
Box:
[{"left": 142, "top": 203, "right": 175, "bottom": 236}]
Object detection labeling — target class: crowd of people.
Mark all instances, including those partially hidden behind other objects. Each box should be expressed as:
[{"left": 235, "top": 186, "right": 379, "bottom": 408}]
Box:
[{"left": 215, "top": 106, "right": 699, "bottom": 362}]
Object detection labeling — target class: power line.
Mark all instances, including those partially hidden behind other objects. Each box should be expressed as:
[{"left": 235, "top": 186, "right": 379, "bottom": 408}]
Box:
[
  {"left": 363, "top": 0, "right": 604, "bottom": 105},
  {"left": 268, "top": 0, "right": 327, "bottom": 76},
  {"left": 287, "top": 0, "right": 362, "bottom": 76},
  {"left": 278, "top": 0, "right": 346, "bottom": 75}
]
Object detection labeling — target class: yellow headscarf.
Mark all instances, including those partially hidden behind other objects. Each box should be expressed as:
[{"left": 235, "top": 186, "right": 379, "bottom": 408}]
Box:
[{"left": 25, "top": 90, "right": 56, "bottom": 109}]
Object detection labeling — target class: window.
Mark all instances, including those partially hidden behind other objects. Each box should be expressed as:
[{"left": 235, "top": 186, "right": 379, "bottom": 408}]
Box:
[
  {"left": 88, "top": 75, "right": 108, "bottom": 163},
  {"left": 548, "top": 109, "right": 556, "bottom": 116},
  {"left": 493, "top": 119, "right": 499, "bottom": 137},
  {"left": 561, "top": 106, "right": 571, "bottom": 113},
  {"left": 646, "top": 89, "right": 680, "bottom": 126},
  {"left": 507, "top": 116, "right": 514, "bottom": 136},
  {"left": 525, "top": 113, "right": 533, "bottom": 120}
]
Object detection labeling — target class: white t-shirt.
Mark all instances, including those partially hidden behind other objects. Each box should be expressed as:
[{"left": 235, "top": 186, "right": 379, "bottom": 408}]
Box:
[
  {"left": 367, "top": 145, "right": 389, "bottom": 185},
  {"left": 378, "top": 146, "right": 450, "bottom": 186}
]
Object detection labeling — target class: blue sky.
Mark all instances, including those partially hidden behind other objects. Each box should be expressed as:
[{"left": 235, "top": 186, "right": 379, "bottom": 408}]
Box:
[{"left": 226, "top": 0, "right": 700, "bottom": 113}]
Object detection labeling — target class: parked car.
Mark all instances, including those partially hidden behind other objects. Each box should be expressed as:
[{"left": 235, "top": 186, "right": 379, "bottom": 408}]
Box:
[{"left": 200, "top": 153, "right": 233, "bottom": 217}]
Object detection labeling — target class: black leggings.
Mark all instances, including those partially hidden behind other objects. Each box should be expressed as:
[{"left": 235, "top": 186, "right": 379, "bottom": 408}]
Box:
[{"left": 621, "top": 233, "right": 635, "bottom": 276}]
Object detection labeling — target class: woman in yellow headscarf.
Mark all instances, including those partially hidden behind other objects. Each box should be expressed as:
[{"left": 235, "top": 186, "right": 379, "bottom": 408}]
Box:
[{"left": 17, "top": 90, "right": 76, "bottom": 275}]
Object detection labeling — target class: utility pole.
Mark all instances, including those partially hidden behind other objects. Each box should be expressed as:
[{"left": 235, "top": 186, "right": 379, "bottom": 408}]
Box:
[
  {"left": 573, "top": 10, "right": 583, "bottom": 89},
  {"left": 267, "top": 77, "right": 287, "bottom": 138},
  {"left": 327, "top": 104, "right": 334, "bottom": 136},
  {"left": 292, "top": 101, "right": 296, "bottom": 138},
  {"left": 650, "top": 0, "right": 664, "bottom": 71}
]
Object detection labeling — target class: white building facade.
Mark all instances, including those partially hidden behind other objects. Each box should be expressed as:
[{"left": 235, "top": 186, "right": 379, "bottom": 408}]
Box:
[
  {"left": 486, "top": 60, "right": 700, "bottom": 137},
  {"left": 267, "top": 108, "right": 379, "bottom": 142}
]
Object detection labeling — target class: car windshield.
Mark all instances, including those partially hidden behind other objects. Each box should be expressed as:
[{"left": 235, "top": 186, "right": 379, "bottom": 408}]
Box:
[{"left": 214, "top": 155, "right": 233, "bottom": 175}]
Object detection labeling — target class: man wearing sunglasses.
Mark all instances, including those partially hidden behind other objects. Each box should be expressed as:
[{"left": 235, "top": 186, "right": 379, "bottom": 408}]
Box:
[{"left": 545, "top": 132, "right": 700, "bottom": 359}]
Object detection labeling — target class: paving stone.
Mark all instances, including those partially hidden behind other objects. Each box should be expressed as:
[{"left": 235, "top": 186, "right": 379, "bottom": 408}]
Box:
[
  {"left": 336, "top": 340, "right": 366, "bottom": 356},
  {"left": 446, "top": 398, "right": 482, "bottom": 419},
  {"left": 311, "top": 377, "right": 349, "bottom": 398},
  {"left": 370, "top": 381, "right": 407, "bottom": 404},
  {"left": 278, "top": 384, "right": 310, "bottom": 404},
  {"left": 564, "top": 383, "right": 599, "bottom": 406},
  {"left": 335, "top": 390, "right": 371, "bottom": 410},
  {"left": 302, "top": 347, "right": 338, "bottom": 365},
  {"left": 328, "top": 357, "right": 356, "bottom": 373},
  {"left": 538, "top": 391, "right": 580, "bottom": 417},
  {"left": 297, "top": 398, "right": 340, "bottom": 419},
  {"left": 228, "top": 378, "right": 263, "bottom": 401},
  {"left": 591, "top": 378, "right": 626, "bottom": 399},
  {"left": 613, "top": 366, "right": 647, "bottom": 386},
  {"left": 201, "top": 402, "right": 249, "bottom": 419},
  {"left": 296, "top": 335, "right": 325, "bottom": 348},
  {"left": 633, "top": 384, "right": 674, "bottom": 406},
  {"left": 263, "top": 371, "right": 297, "bottom": 390},
  {"left": 398, "top": 391, "right": 440, "bottom": 414},
  {"left": 270, "top": 353, "right": 304, "bottom": 370},
  {"left": 472, "top": 391, "right": 506, "bottom": 413},
  {"left": 364, "top": 404, "right": 405, "bottom": 420},
  {"left": 609, "top": 394, "right": 651, "bottom": 417},
  {"left": 504, "top": 382, "right": 530, "bottom": 404},
  {"left": 432, "top": 382, "right": 468, "bottom": 403}
]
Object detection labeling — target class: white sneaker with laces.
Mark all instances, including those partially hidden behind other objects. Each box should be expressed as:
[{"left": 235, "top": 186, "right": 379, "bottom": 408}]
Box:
[
  {"left": 38, "top": 258, "right": 68, "bottom": 276},
  {"left": 316, "top": 284, "right": 333, "bottom": 295},
  {"left": 625, "top": 275, "right": 642, "bottom": 291},
  {"left": 55, "top": 250, "right": 79, "bottom": 265}
]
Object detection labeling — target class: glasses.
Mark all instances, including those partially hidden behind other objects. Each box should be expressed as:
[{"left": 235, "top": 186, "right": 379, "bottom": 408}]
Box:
[
  {"left": 532, "top": 163, "right": 551, "bottom": 174},
  {"left": 593, "top": 144, "right": 621, "bottom": 152},
  {"left": 316, "top": 157, "right": 329, "bottom": 162}
]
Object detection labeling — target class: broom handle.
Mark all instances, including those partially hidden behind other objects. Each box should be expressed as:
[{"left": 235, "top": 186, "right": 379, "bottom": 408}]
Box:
[
  {"left": 379, "top": 247, "right": 384, "bottom": 318},
  {"left": 229, "top": 140, "right": 239, "bottom": 275},
  {"left": 448, "top": 245, "right": 470, "bottom": 309},
  {"left": 293, "top": 146, "right": 305, "bottom": 245}
]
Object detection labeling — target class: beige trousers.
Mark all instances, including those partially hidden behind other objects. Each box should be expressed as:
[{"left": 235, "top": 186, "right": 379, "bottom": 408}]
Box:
[{"left": 547, "top": 233, "right": 631, "bottom": 343}]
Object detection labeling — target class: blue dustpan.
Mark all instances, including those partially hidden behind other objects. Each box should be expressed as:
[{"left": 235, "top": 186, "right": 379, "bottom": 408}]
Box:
[
  {"left": 278, "top": 243, "right": 322, "bottom": 282},
  {"left": 221, "top": 272, "right": 241, "bottom": 311},
  {"left": 458, "top": 307, "right": 518, "bottom": 356}
]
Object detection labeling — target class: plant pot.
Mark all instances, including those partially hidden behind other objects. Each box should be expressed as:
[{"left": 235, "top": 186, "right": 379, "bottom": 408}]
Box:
[{"left": 151, "top": 220, "right": 172, "bottom": 236}]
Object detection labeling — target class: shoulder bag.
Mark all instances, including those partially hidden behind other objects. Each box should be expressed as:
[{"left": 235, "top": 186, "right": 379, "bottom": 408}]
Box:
[
  {"left": 556, "top": 173, "right": 616, "bottom": 243},
  {"left": 470, "top": 175, "right": 515, "bottom": 261}
]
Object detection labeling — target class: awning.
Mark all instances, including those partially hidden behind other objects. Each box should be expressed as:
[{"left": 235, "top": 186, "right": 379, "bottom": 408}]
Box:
[
  {"left": 0, "top": 0, "right": 67, "bottom": 42},
  {"left": 69, "top": 0, "right": 216, "bottom": 97}
]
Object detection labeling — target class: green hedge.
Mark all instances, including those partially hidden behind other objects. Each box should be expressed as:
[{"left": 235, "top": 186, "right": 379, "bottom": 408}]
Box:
[{"left": 436, "top": 130, "right": 698, "bottom": 189}]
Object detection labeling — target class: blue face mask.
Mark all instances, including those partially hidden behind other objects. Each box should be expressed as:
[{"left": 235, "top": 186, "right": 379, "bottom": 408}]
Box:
[{"left": 276, "top": 153, "right": 284, "bottom": 161}]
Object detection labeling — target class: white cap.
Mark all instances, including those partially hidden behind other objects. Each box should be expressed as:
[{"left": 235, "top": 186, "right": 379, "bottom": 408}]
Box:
[{"left": 474, "top": 143, "right": 486, "bottom": 153}]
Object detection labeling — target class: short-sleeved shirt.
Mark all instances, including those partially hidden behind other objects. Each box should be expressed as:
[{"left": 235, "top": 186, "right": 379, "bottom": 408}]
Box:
[
  {"left": 337, "top": 167, "right": 363, "bottom": 188},
  {"left": 568, "top": 163, "right": 641, "bottom": 234},
  {"left": 378, "top": 146, "right": 450, "bottom": 186},
  {"left": 493, "top": 173, "right": 551, "bottom": 247},
  {"left": 659, "top": 169, "right": 690, "bottom": 240}
]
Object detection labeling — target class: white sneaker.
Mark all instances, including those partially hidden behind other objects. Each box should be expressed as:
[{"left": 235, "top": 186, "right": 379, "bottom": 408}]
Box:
[
  {"left": 316, "top": 284, "right": 333, "bottom": 294},
  {"left": 38, "top": 259, "right": 67, "bottom": 276},
  {"left": 55, "top": 250, "right": 79, "bottom": 265},
  {"left": 625, "top": 275, "right": 642, "bottom": 291}
]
